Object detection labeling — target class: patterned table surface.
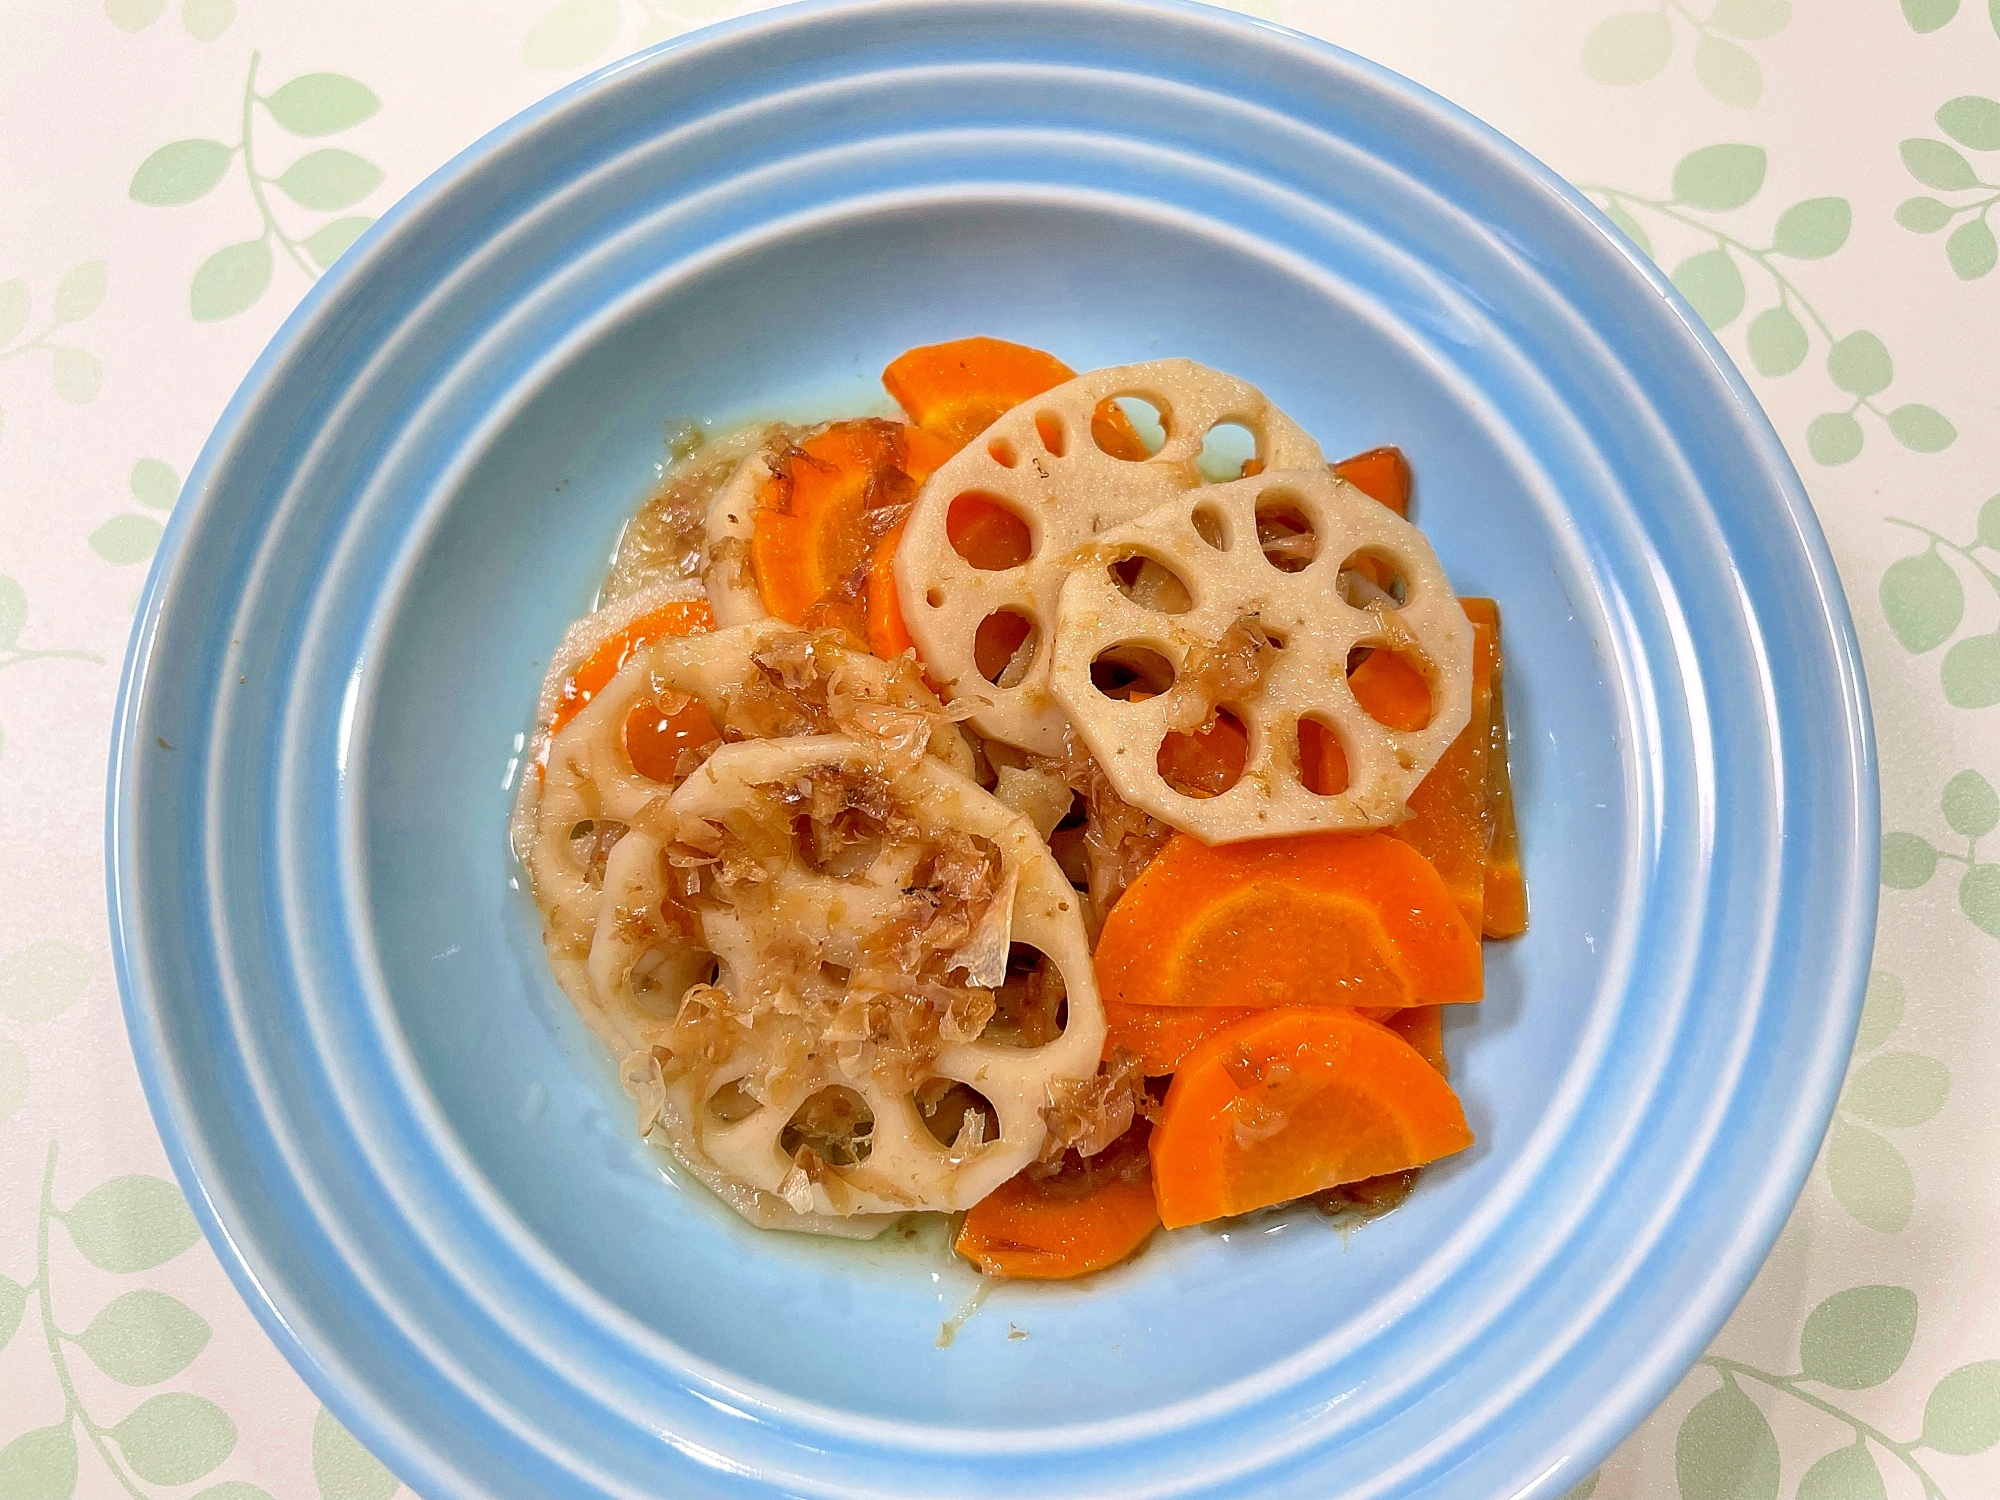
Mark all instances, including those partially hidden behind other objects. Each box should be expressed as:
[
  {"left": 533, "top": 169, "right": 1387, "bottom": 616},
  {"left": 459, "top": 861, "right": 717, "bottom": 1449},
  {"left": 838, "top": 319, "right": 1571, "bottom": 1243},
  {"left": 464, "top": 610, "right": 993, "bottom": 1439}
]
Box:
[{"left": 1, "top": 1, "right": 1994, "bottom": 1496}]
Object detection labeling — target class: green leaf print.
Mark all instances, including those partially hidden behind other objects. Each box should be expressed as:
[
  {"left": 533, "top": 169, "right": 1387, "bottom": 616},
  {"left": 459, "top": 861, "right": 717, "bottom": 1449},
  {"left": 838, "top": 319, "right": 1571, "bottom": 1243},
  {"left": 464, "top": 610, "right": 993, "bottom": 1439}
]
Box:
[
  {"left": 110, "top": 1392, "right": 237, "bottom": 1484},
  {"left": 190, "top": 238, "right": 273, "bottom": 323},
  {"left": 1673, "top": 248, "right": 1746, "bottom": 327},
  {"left": 1770, "top": 197, "right": 1850, "bottom": 258},
  {"left": 1676, "top": 1379, "right": 1779, "bottom": 1499},
  {"left": 49, "top": 348, "right": 102, "bottom": 403},
  {"left": 61, "top": 1174, "right": 201, "bottom": 1272},
  {"left": 1885, "top": 404, "right": 1957, "bottom": 452},
  {"left": 1880, "top": 832, "right": 1939, "bottom": 888},
  {"left": 1895, "top": 195, "right": 1955, "bottom": 232},
  {"left": 50, "top": 261, "right": 108, "bottom": 324},
  {"left": 0, "top": 574, "right": 26, "bottom": 649},
  {"left": 1806, "top": 411, "right": 1863, "bottom": 465},
  {"left": 0, "top": 278, "right": 28, "bottom": 345},
  {"left": 88, "top": 514, "right": 165, "bottom": 565},
  {"left": 1900, "top": 0, "right": 1959, "bottom": 30},
  {"left": 312, "top": 1407, "right": 400, "bottom": 1500},
  {"left": 1800, "top": 1286, "right": 1919, "bottom": 1388},
  {"left": 0, "top": 1423, "right": 79, "bottom": 1500},
  {"left": 1673, "top": 144, "right": 1766, "bottom": 209},
  {"left": 1745, "top": 305, "right": 1806, "bottom": 374},
  {"left": 1961, "top": 862, "right": 2000, "bottom": 938},
  {"left": 76, "top": 1288, "right": 213, "bottom": 1385},
  {"left": 523, "top": 0, "right": 623, "bottom": 69},
  {"left": 1937, "top": 94, "right": 2000, "bottom": 150},
  {"left": 1921, "top": 1361, "right": 2000, "bottom": 1453},
  {"left": 1855, "top": 970, "right": 1905, "bottom": 1052},
  {"left": 1825, "top": 1119, "right": 1914, "bottom": 1232},
  {"left": 1692, "top": 35, "right": 1760, "bottom": 108},
  {"left": 130, "top": 458, "right": 179, "bottom": 511},
  {"left": 129, "top": 139, "right": 234, "bottom": 206},
  {"left": 104, "top": 0, "right": 168, "bottom": 31},
  {"left": 1843, "top": 1053, "right": 1950, "bottom": 1127},
  {"left": 1901, "top": 138, "right": 1978, "bottom": 190},
  {"left": 1603, "top": 199, "right": 1654, "bottom": 255},
  {"left": 192, "top": 1484, "right": 280, "bottom": 1500},
  {"left": 274, "top": 149, "right": 384, "bottom": 212},
  {"left": 1941, "top": 631, "right": 2000, "bottom": 706},
  {"left": 1942, "top": 769, "right": 2000, "bottom": 837},
  {"left": 1796, "top": 1441, "right": 1885, "bottom": 1500},
  {"left": 0, "top": 1272, "right": 26, "bottom": 1349},
  {"left": 264, "top": 74, "right": 381, "bottom": 137},
  {"left": 1947, "top": 219, "right": 1998, "bottom": 279},
  {"left": 1708, "top": 0, "right": 1790, "bottom": 37},
  {"left": 131, "top": 52, "right": 386, "bottom": 320},
  {"left": 1827, "top": 331, "right": 1893, "bottom": 396},
  {"left": 181, "top": 0, "right": 235, "bottom": 41}
]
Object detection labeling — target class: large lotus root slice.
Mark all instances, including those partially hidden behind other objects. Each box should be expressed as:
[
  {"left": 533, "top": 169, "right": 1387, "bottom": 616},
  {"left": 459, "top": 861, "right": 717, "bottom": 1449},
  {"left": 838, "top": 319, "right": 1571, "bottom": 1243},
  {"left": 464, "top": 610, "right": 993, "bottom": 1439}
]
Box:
[
  {"left": 668, "top": 736, "right": 1106, "bottom": 1216},
  {"left": 1048, "top": 468, "right": 1473, "bottom": 842},
  {"left": 894, "top": 359, "right": 1324, "bottom": 756}
]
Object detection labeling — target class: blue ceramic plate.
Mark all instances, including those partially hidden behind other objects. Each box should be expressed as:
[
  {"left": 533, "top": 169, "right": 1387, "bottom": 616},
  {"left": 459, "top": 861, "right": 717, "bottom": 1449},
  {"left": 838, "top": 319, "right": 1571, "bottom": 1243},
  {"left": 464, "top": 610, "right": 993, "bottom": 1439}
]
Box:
[{"left": 108, "top": 3, "right": 1876, "bottom": 1496}]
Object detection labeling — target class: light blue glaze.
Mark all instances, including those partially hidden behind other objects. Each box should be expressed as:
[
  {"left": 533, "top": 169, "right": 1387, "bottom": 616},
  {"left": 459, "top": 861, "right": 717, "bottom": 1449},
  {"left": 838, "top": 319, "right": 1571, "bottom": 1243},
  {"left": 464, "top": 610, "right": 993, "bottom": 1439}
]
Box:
[{"left": 107, "top": 2, "right": 1876, "bottom": 1496}]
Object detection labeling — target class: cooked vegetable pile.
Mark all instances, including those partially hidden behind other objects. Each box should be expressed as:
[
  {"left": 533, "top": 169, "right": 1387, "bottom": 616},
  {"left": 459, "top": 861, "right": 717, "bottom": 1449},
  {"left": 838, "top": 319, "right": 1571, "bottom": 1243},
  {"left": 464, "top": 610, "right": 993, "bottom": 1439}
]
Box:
[{"left": 513, "top": 338, "right": 1527, "bottom": 1278}]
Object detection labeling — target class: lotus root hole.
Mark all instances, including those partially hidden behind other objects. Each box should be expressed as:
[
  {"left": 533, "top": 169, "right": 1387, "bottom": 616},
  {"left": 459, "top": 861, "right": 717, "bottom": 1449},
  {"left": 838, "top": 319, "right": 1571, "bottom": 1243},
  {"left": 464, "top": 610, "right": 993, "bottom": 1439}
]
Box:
[
  {"left": 925, "top": 586, "right": 945, "bottom": 609},
  {"left": 1338, "top": 547, "right": 1411, "bottom": 607},
  {"left": 1296, "top": 716, "right": 1350, "bottom": 796},
  {"left": 1107, "top": 552, "right": 1194, "bottom": 614},
  {"left": 1092, "top": 395, "right": 1166, "bottom": 459},
  {"left": 917, "top": 1080, "right": 1001, "bottom": 1152},
  {"left": 974, "top": 609, "right": 1039, "bottom": 687},
  {"left": 1255, "top": 491, "right": 1318, "bottom": 572},
  {"left": 1191, "top": 502, "right": 1230, "bottom": 550},
  {"left": 985, "top": 942, "right": 1071, "bottom": 1048},
  {"left": 1347, "top": 645, "right": 1436, "bottom": 732},
  {"left": 947, "top": 492, "right": 1034, "bottom": 571},
  {"left": 780, "top": 1085, "right": 876, "bottom": 1166},
  {"left": 1196, "top": 421, "right": 1258, "bottom": 483},
  {"left": 706, "top": 1076, "right": 762, "bottom": 1126},
  {"left": 1033, "top": 411, "right": 1068, "bottom": 457},
  {"left": 987, "top": 436, "right": 1018, "bottom": 468},
  {"left": 1158, "top": 707, "right": 1250, "bottom": 799},
  {"left": 1089, "top": 644, "right": 1177, "bottom": 700}
]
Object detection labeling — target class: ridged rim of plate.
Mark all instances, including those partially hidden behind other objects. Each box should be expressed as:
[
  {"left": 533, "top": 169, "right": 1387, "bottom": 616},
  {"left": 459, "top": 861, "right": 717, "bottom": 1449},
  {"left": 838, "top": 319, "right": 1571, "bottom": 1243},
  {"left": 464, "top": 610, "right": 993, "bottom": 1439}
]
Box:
[{"left": 106, "top": 2, "right": 1877, "bottom": 1497}]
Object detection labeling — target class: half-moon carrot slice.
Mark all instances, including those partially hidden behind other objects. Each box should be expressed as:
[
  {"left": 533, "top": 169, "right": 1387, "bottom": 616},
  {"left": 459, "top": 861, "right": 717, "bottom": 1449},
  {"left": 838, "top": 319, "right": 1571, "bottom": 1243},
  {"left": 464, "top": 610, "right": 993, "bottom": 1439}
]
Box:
[
  {"left": 548, "top": 598, "right": 715, "bottom": 737},
  {"left": 1094, "top": 832, "right": 1483, "bottom": 1012},
  {"left": 1106, "top": 999, "right": 1407, "bottom": 1076},
  {"left": 1390, "top": 601, "right": 1499, "bottom": 931},
  {"left": 883, "top": 336, "right": 1146, "bottom": 456},
  {"left": 954, "top": 1148, "right": 1160, "bottom": 1280},
  {"left": 1149, "top": 1008, "right": 1472, "bottom": 1228},
  {"left": 1332, "top": 445, "right": 1412, "bottom": 516},
  {"left": 751, "top": 419, "right": 952, "bottom": 630},
  {"left": 1383, "top": 1005, "right": 1448, "bottom": 1077}
]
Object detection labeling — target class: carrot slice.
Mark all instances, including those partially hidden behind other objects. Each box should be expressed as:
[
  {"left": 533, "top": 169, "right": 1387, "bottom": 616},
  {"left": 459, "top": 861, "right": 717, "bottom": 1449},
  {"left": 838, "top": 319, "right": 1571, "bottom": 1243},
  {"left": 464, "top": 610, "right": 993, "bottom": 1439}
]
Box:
[
  {"left": 1390, "top": 602, "right": 1499, "bottom": 931},
  {"left": 1094, "top": 831, "right": 1483, "bottom": 1011},
  {"left": 751, "top": 419, "right": 952, "bottom": 633},
  {"left": 622, "top": 696, "right": 720, "bottom": 784},
  {"left": 1383, "top": 1005, "right": 1448, "bottom": 1077},
  {"left": 1346, "top": 648, "right": 1432, "bottom": 732},
  {"left": 882, "top": 336, "right": 1147, "bottom": 456},
  {"left": 955, "top": 1142, "right": 1160, "bottom": 1280},
  {"left": 1482, "top": 607, "right": 1528, "bottom": 938},
  {"left": 863, "top": 517, "right": 916, "bottom": 661},
  {"left": 1149, "top": 1008, "right": 1471, "bottom": 1228},
  {"left": 1156, "top": 710, "right": 1250, "bottom": 798},
  {"left": 548, "top": 599, "right": 715, "bottom": 736},
  {"left": 1106, "top": 1000, "right": 1406, "bottom": 1076},
  {"left": 1333, "top": 445, "right": 1412, "bottom": 516}
]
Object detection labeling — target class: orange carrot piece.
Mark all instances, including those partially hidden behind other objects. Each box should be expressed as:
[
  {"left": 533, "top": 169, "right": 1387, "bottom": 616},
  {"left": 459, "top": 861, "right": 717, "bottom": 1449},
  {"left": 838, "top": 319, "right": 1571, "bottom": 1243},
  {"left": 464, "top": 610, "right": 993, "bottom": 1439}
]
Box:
[
  {"left": 884, "top": 337, "right": 1076, "bottom": 450},
  {"left": 1148, "top": 1008, "right": 1472, "bottom": 1228},
  {"left": 1390, "top": 602, "right": 1499, "bottom": 931},
  {"left": 1094, "top": 832, "right": 1483, "bottom": 1011},
  {"left": 883, "top": 336, "right": 1147, "bottom": 457},
  {"left": 1383, "top": 1005, "right": 1448, "bottom": 1077},
  {"left": 1156, "top": 711, "right": 1250, "bottom": 799},
  {"left": 1346, "top": 649, "right": 1432, "bottom": 732},
  {"left": 548, "top": 599, "right": 715, "bottom": 736},
  {"left": 622, "top": 697, "right": 720, "bottom": 784},
  {"left": 864, "top": 518, "right": 916, "bottom": 661},
  {"left": 1107, "top": 999, "right": 1406, "bottom": 1076},
  {"left": 1333, "top": 445, "right": 1412, "bottom": 516},
  {"left": 751, "top": 419, "right": 952, "bottom": 632},
  {"left": 1482, "top": 607, "right": 1528, "bottom": 938},
  {"left": 955, "top": 1155, "right": 1160, "bottom": 1280}
]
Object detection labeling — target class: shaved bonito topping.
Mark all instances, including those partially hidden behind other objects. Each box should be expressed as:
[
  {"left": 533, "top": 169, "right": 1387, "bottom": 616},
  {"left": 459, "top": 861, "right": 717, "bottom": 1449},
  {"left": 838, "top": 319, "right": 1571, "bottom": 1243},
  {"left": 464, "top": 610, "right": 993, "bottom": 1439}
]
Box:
[
  {"left": 893, "top": 359, "right": 1324, "bottom": 757},
  {"left": 1047, "top": 468, "right": 1473, "bottom": 842},
  {"left": 516, "top": 619, "right": 976, "bottom": 1067},
  {"left": 661, "top": 736, "right": 1106, "bottom": 1216}
]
